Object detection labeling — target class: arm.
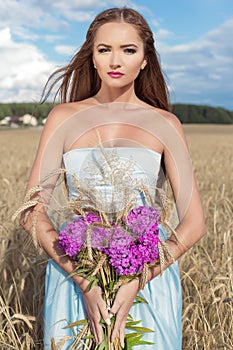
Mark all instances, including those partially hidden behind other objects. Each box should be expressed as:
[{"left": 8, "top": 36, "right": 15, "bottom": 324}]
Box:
[
  {"left": 110, "top": 113, "right": 206, "bottom": 346},
  {"left": 21, "top": 104, "right": 111, "bottom": 344},
  {"left": 148, "top": 114, "right": 206, "bottom": 279}
]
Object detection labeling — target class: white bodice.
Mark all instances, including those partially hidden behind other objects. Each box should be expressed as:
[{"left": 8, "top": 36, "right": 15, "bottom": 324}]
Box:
[{"left": 63, "top": 147, "right": 162, "bottom": 212}]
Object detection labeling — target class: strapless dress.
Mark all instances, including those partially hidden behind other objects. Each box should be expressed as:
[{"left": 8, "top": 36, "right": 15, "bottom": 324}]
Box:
[{"left": 44, "top": 147, "right": 182, "bottom": 349}]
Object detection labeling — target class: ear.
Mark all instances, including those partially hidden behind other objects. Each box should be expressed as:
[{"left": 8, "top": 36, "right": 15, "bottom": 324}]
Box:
[
  {"left": 141, "top": 57, "right": 147, "bottom": 70},
  {"left": 93, "top": 56, "right": 97, "bottom": 69}
]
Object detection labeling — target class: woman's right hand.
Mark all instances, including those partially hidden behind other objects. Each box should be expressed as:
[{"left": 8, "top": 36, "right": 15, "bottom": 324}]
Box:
[{"left": 74, "top": 276, "right": 111, "bottom": 344}]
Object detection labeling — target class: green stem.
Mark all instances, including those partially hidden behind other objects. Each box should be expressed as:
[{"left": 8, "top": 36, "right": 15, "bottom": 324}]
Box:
[
  {"left": 107, "top": 324, "right": 112, "bottom": 349},
  {"left": 100, "top": 266, "right": 111, "bottom": 306}
]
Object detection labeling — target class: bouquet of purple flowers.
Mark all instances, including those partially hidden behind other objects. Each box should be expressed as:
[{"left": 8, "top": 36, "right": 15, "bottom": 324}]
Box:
[{"left": 58, "top": 205, "right": 167, "bottom": 349}]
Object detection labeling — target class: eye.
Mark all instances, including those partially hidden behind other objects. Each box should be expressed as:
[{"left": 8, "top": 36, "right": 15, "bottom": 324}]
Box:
[
  {"left": 98, "top": 48, "right": 110, "bottom": 53},
  {"left": 124, "top": 48, "right": 137, "bottom": 54}
]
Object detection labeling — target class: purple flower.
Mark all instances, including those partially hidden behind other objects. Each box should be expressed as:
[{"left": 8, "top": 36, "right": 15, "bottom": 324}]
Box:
[
  {"left": 126, "top": 206, "right": 160, "bottom": 236},
  {"left": 58, "top": 216, "right": 87, "bottom": 258},
  {"left": 103, "top": 227, "right": 144, "bottom": 275},
  {"left": 85, "top": 213, "right": 112, "bottom": 250},
  {"left": 103, "top": 220, "right": 161, "bottom": 275},
  {"left": 91, "top": 226, "right": 112, "bottom": 250},
  {"left": 85, "top": 212, "right": 101, "bottom": 225},
  {"left": 58, "top": 206, "right": 162, "bottom": 276}
]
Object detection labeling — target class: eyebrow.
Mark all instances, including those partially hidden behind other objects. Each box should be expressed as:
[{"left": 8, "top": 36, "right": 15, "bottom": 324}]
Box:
[{"left": 96, "top": 43, "right": 138, "bottom": 48}]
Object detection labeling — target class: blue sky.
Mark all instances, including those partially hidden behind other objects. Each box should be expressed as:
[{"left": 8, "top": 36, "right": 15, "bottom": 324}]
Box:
[{"left": 0, "top": 0, "right": 233, "bottom": 109}]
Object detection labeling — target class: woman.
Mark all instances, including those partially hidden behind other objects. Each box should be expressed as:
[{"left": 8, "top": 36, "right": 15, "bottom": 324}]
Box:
[{"left": 20, "top": 7, "right": 206, "bottom": 350}]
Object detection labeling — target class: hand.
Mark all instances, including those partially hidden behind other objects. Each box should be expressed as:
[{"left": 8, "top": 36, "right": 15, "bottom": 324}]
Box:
[
  {"left": 147, "top": 265, "right": 160, "bottom": 282},
  {"left": 109, "top": 279, "right": 140, "bottom": 347},
  {"left": 74, "top": 277, "right": 111, "bottom": 344}
]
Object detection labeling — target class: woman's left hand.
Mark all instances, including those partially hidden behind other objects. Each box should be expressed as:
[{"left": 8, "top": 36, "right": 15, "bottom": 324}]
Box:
[{"left": 109, "top": 278, "right": 140, "bottom": 347}]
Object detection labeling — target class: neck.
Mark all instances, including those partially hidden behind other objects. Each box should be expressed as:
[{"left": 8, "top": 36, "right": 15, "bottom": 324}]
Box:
[{"left": 93, "top": 83, "right": 140, "bottom": 104}]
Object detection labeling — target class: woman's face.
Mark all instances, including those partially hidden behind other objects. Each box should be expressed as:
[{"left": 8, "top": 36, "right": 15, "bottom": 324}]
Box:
[{"left": 93, "top": 22, "right": 147, "bottom": 89}]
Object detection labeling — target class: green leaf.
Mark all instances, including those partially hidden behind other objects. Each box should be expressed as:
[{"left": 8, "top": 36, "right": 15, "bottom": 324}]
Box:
[
  {"left": 136, "top": 340, "right": 155, "bottom": 345},
  {"left": 126, "top": 326, "right": 154, "bottom": 333},
  {"left": 97, "top": 338, "right": 108, "bottom": 350},
  {"left": 135, "top": 295, "right": 148, "bottom": 304},
  {"left": 125, "top": 333, "right": 154, "bottom": 348},
  {"left": 126, "top": 320, "right": 142, "bottom": 327},
  {"left": 124, "top": 339, "right": 133, "bottom": 350},
  {"left": 74, "top": 268, "right": 90, "bottom": 274},
  {"left": 128, "top": 337, "right": 154, "bottom": 346},
  {"left": 64, "top": 319, "right": 88, "bottom": 329},
  {"left": 99, "top": 318, "right": 107, "bottom": 328},
  {"left": 125, "top": 332, "right": 144, "bottom": 339},
  {"left": 126, "top": 334, "right": 154, "bottom": 347},
  {"left": 83, "top": 334, "right": 94, "bottom": 339},
  {"left": 87, "top": 276, "right": 99, "bottom": 291},
  {"left": 67, "top": 268, "right": 89, "bottom": 279},
  {"left": 108, "top": 280, "right": 115, "bottom": 291},
  {"left": 126, "top": 334, "right": 143, "bottom": 345},
  {"left": 126, "top": 314, "right": 134, "bottom": 321}
]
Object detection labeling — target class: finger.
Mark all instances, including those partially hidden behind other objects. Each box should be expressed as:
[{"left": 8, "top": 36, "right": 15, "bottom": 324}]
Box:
[
  {"left": 108, "top": 309, "right": 116, "bottom": 319},
  {"left": 111, "top": 324, "right": 125, "bottom": 348},
  {"left": 109, "top": 301, "right": 119, "bottom": 318},
  {"left": 111, "top": 311, "right": 124, "bottom": 344},
  {"left": 86, "top": 309, "right": 103, "bottom": 344},
  {"left": 111, "top": 325, "right": 119, "bottom": 344},
  {"left": 108, "top": 303, "right": 120, "bottom": 339},
  {"left": 119, "top": 324, "right": 126, "bottom": 348},
  {"left": 94, "top": 320, "right": 104, "bottom": 344},
  {"left": 89, "top": 319, "right": 99, "bottom": 344},
  {"left": 99, "top": 303, "right": 111, "bottom": 326}
]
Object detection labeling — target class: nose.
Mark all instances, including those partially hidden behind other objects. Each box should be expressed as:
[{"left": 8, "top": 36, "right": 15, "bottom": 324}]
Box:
[
  {"left": 109, "top": 63, "right": 121, "bottom": 70},
  {"left": 109, "top": 52, "right": 122, "bottom": 70}
]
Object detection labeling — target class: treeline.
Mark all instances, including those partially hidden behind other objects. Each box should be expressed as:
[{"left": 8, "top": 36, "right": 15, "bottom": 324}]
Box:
[
  {"left": 172, "top": 104, "right": 233, "bottom": 124},
  {"left": 0, "top": 102, "right": 233, "bottom": 124},
  {"left": 0, "top": 103, "right": 53, "bottom": 125}
]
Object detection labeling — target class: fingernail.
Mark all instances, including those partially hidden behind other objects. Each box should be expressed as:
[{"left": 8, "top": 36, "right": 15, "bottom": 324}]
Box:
[
  {"left": 105, "top": 318, "right": 111, "bottom": 326},
  {"left": 109, "top": 310, "right": 115, "bottom": 319}
]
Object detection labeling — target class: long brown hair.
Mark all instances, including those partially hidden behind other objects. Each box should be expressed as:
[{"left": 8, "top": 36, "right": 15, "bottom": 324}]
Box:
[{"left": 41, "top": 7, "right": 170, "bottom": 111}]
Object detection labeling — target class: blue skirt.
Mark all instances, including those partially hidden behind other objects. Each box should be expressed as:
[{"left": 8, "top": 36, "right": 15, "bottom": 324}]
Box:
[{"left": 44, "top": 225, "right": 182, "bottom": 349}]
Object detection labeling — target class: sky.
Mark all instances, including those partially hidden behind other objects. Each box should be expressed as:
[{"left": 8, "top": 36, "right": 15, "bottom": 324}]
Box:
[{"left": 0, "top": 0, "right": 233, "bottom": 110}]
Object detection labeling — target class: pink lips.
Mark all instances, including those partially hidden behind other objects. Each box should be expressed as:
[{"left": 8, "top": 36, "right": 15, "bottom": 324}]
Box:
[{"left": 107, "top": 71, "right": 124, "bottom": 78}]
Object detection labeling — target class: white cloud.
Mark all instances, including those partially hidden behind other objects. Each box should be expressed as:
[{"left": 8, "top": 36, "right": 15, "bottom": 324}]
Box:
[
  {"left": 57, "top": 10, "right": 94, "bottom": 22},
  {"left": 44, "top": 34, "right": 66, "bottom": 43},
  {"left": 51, "top": 0, "right": 139, "bottom": 12},
  {"left": 13, "top": 27, "right": 40, "bottom": 41},
  {"left": 54, "top": 45, "right": 77, "bottom": 56},
  {"left": 156, "top": 29, "right": 174, "bottom": 40},
  {"left": 158, "top": 18, "right": 233, "bottom": 108},
  {"left": 0, "top": 0, "right": 69, "bottom": 32},
  {"left": 0, "top": 1, "right": 232, "bottom": 109},
  {"left": 0, "top": 27, "right": 11, "bottom": 45},
  {"left": 47, "top": 0, "right": 144, "bottom": 22},
  {"left": 0, "top": 0, "right": 147, "bottom": 35},
  {"left": 53, "top": 0, "right": 106, "bottom": 11},
  {"left": 0, "top": 0, "right": 147, "bottom": 103},
  {"left": 0, "top": 27, "right": 55, "bottom": 102}
]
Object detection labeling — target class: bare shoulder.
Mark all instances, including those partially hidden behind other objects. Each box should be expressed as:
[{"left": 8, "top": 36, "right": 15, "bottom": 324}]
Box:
[
  {"left": 138, "top": 100, "right": 182, "bottom": 130},
  {"left": 151, "top": 107, "right": 185, "bottom": 138},
  {"left": 153, "top": 107, "right": 182, "bottom": 127},
  {"left": 44, "top": 99, "right": 97, "bottom": 128}
]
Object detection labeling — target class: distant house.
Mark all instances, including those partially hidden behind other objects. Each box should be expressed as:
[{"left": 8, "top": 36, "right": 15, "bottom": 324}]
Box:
[
  {"left": 20, "top": 114, "right": 38, "bottom": 126},
  {"left": 0, "top": 115, "right": 21, "bottom": 127},
  {"left": 0, "top": 114, "right": 38, "bottom": 127},
  {"left": 0, "top": 116, "right": 11, "bottom": 125}
]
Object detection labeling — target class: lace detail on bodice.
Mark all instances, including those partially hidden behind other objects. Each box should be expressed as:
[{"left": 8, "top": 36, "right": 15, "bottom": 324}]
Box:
[{"left": 63, "top": 147, "right": 162, "bottom": 214}]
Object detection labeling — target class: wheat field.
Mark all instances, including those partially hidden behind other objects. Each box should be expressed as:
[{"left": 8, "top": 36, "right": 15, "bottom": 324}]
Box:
[{"left": 0, "top": 125, "right": 232, "bottom": 349}]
